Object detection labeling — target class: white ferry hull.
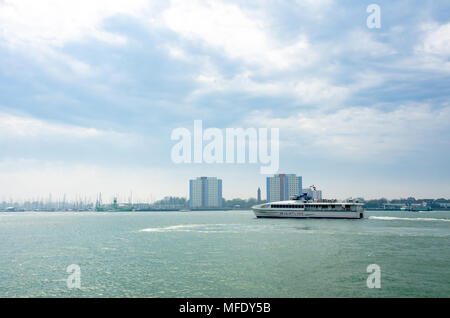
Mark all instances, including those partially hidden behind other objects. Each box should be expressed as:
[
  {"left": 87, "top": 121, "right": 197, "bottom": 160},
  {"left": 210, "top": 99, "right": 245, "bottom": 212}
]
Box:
[{"left": 253, "top": 209, "right": 363, "bottom": 219}]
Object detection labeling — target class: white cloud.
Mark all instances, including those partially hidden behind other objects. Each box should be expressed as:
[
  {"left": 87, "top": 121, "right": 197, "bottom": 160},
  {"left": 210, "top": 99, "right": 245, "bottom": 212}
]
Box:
[
  {"left": 340, "top": 30, "right": 396, "bottom": 57},
  {"left": 159, "top": 2, "right": 391, "bottom": 106},
  {"left": 0, "top": 111, "right": 162, "bottom": 178},
  {"left": 296, "top": 0, "right": 333, "bottom": 9},
  {"left": 292, "top": 78, "right": 350, "bottom": 105},
  {"left": 0, "top": 112, "right": 105, "bottom": 138},
  {"left": 0, "top": 0, "right": 151, "bottom": 77},
  {"left": 0, "top": 0, "right": 148, "bottom": 48},
  {"left": 165, "top": 44, "right": 191, "bottom": 61},
  {"left": 413, "top": 22, "right": 450, "bottom": 72},
  {"left": 243, "top": 104, "right": 450, "bottom": 162},
  {"left": 189, "top": 67, "right": 385, "bottom": 107},
  {"left": 162, "top": 0, "right": 316, "bottom": 71},
  {"left": 420, "top": 22, "right": 450, "bottom": 57},
  {"left": 294, "top": 0, "right": 335, "bottom": 20},
  {"left": 0, "top": 112, "right": 140, "bottom": 151}
]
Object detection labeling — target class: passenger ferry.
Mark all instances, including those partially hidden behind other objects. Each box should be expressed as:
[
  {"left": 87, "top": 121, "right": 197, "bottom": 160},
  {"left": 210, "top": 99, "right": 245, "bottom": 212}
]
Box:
[{"left": 252, "top": 192, "right": 364, "bottom": 219}]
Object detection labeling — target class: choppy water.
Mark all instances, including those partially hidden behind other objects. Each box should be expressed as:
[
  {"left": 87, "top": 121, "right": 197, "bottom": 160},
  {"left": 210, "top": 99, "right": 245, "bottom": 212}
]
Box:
[{"left": 0, "top": 210, "right": 449, "bottom": 297}]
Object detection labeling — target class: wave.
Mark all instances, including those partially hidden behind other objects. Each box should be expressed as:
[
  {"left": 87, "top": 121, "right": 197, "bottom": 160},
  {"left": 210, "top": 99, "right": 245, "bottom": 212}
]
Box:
[
  {"left": 140, "top": 224, "right": 206, "bottom": 232},
  {"left": 369, "top": 216, "right": 450, "bottom": 222},
  {"left": 140, "top": 223, "right": 274, "bottom": 233},
  {"left": 139, "top": 224, "right": 237, "bottom": 233}
]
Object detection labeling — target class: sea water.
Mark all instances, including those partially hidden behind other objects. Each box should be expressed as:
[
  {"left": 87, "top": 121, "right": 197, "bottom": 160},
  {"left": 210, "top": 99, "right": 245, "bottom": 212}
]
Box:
[{"left": 0, "top": 210, "right": 449, "bottom": 297}]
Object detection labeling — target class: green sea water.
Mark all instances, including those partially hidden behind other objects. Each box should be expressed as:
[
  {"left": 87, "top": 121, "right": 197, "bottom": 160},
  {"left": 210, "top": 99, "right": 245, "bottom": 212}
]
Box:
[{"left": 0, "top": 210, "right": 449, "bottom": 297}]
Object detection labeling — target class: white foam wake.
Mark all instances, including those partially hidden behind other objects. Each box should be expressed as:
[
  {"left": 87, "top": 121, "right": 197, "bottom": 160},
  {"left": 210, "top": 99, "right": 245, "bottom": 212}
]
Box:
[
  {"left": 140, "top": 224, "right": 205, "bottom": 232},
  {"left": 139, "top": 224, "right": 235, "bottom": 233},
  {"left": 369, "top": 216, "right": 450, "bottom": 222}
]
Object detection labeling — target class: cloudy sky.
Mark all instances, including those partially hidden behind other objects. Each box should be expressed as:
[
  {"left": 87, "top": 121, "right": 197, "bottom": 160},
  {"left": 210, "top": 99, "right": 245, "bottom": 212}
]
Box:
[{"left": 0, "top": 0, "right": 449, "bottom": 202}]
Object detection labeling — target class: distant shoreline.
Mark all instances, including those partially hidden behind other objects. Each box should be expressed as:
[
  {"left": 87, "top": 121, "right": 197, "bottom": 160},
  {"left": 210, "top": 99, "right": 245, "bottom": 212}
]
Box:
[{"left": 1, "top": 209, "right": 450, "bottom": 213}]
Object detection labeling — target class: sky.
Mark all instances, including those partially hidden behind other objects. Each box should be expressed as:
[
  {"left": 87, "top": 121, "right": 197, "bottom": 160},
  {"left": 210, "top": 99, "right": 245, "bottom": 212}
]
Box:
[{"left": 0, "top": 0, "right": 449, "bottom": 202}]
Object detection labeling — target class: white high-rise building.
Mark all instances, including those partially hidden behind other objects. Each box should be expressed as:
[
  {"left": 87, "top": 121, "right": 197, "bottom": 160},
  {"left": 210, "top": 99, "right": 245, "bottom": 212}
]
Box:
[
  {"left": 190, "top": 178, "right": 203, "bottom": 208},
  {"left": 189, "top": 177, "right": 223, "bottom": 208},
  {"left": 266, "top": 174, "right": 302, "bottom": 202}
]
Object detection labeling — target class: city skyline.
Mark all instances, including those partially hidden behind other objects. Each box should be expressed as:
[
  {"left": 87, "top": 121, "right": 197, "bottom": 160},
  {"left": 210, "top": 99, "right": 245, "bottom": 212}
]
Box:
[
  {"left": 1, "top": 170, "right": 449, "bottom": 204},
  {"left": 0, "top": 1, "right": 449, "bottom": 200}
]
